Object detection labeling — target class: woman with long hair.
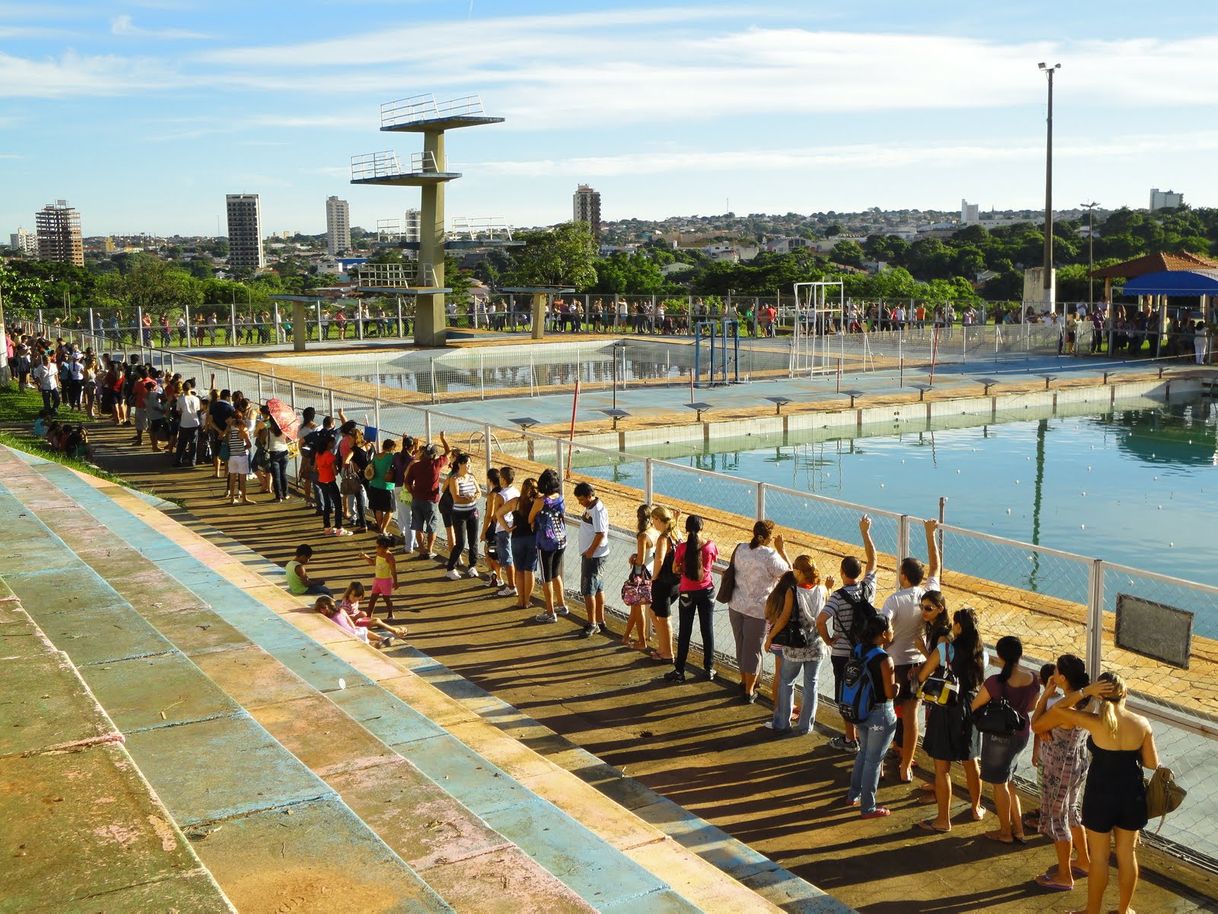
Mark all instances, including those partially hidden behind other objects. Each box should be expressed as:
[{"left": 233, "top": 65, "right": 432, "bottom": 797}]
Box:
[
  {"left": 765, "top": 554, "right": 832, "bottom": 735},
  {"left": 727, "top": 519, "right": 789, "bottom": 703},
  {"left": 646, "top": 506, "right": 681, "bottom": 663},
  {"left": 497, "top": 477, "right": 540, "bottom": 612},
  {"left": 444, "top": 453, "right": 482, "bottom": 580},
  {"left": 528, "top": 468, "right": 567, "bottom": 620},
  {"left": 916, "top": 605, "right": 985, "bottom": 832},
  {"left": 1036, "top": 670, "right": 1158, "bottom": 914},
  {"left": 664, "top": 515, "right": 718, "bottom": 683},
  {"left": 622, "top": 503, "right": 658, "bottom": 650},
  {"left": 972, "top": 635, "right": 1040, "bottom": 843},
  {"left": 1029, "top": 654, "right": 1096, "bottom": 892}
]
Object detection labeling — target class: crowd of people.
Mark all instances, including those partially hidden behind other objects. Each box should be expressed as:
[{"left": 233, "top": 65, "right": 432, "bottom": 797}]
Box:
[{"left": 11, "top": 323, "right": 1176, "bottom": 914}]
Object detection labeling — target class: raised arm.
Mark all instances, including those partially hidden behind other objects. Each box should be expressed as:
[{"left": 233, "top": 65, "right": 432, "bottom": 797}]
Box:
[
  {"left": 924, "top": 517, "right": 941, "bottom": 581},
  {"left": 860, "top": 515, "right": 876, "bottom": 575}
]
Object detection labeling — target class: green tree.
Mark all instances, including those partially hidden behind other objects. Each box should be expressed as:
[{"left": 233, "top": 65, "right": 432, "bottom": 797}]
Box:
[
  {"left": 831, "top": 240, "right": 865, "bottom": 267},
  {"left": 506, "top": 222, "right": 598, "bottom": 290},
  {"left": 594, "top": 251, "right": 666, "bottom": 294}
]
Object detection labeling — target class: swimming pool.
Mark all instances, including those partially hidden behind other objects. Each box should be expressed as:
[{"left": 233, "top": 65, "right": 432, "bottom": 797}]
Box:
[
  {"left": 274, "top": 339, "right": 790, "bottom": 395},
  {"left": 575, "top": 395, "right": 1218, "bottom": 590}
]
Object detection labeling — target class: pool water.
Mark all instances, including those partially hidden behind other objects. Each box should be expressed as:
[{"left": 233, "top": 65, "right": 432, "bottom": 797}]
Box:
[{"left": 576, "top": 396, "right": 1218, "bottom": 591}]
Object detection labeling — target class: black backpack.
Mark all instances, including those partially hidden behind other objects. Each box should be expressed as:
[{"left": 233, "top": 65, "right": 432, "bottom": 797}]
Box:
[{"left": 839, "top": 586, "right": 880, "bottom": 647}]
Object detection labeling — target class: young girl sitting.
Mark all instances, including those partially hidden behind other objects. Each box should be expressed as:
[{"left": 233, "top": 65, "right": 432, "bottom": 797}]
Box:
[{"left": 314, "top": 594, "right": 406, "bottom": 649}]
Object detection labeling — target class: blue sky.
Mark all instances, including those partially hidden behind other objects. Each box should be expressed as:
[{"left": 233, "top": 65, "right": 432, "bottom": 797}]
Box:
[{"left": 3, "top": 1, "right": 1217, "bottom": 237}]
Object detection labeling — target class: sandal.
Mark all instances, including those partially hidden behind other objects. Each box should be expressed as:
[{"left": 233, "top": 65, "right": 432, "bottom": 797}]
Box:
[
  {"left": 645, "top": 649, "right": 672, "bottom": 662},
  {"left": 916, "top": 820, "right": 950, "bottom": 834},
  {"left": 1033, "top": 873, "right": 1073, "bottom": 892}
]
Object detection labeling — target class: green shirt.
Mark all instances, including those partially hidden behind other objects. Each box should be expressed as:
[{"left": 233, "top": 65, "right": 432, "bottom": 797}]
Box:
[
  {"left": 369, "top": 452, "right": 395, "bottom": 490},
  {"left": 286, "top": 560, "right": 307, "bottom": 595}
]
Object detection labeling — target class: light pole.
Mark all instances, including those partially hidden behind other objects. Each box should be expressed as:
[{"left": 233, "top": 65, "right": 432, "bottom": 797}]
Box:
[
  {"left": 1039, "top": 62, "right": 1061, "bottom": 312},
  {"left": 1081, "top": 201, "right": 1099, "bottom": 310}
]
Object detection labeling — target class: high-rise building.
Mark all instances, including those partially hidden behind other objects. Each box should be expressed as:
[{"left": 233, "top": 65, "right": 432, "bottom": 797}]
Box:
[
  {"left": 1149, "top": 188, "right": 1184, "bottom": 211},
  {"left": 403, "top": 208, "right": 421, "bottom": 244},
  {"left": 325, "top": 195, "right": 351, "bottom": 255},
  {"left": 573, "top": 184, "right": 602, "bottom": 240},
  {"left": 960, "top": 199, "right": 980, "bottom": 225},
  {"left": 9, "top": 226, "right": 36, "bottom": 255},
  {"left": 225, "top": 193, "right": 265, "bottom": 271},
  {"left": 34, "top": 201, "right": 84, "bottom": 266}
]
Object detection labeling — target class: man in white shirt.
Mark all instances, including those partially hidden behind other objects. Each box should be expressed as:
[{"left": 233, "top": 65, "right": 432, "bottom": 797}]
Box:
[
  {"left": 574, "top": 482, "right": 610, "bottom": 637},
  {"left": 880, "top": 518, "right": 942, "bottom": 782},
  {"left": 32, "top": 356, "right": 60, "bottom": 413},
  {"left": 174, "top": 383, "right": 202, "bottom": 466}
]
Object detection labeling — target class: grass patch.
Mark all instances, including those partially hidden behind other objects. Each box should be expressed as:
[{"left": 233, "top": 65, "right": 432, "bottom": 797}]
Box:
[
  {"left": 0, "top": 385, "right": 48, "bottom": 423},
  {"left": 0, "top": 429, "right": 184, "bottom": 507}
]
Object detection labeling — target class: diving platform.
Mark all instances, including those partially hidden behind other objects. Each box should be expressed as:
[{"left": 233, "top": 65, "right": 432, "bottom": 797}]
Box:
[{"left": 379, "top": 94, "right": 505, "bottom": 132}]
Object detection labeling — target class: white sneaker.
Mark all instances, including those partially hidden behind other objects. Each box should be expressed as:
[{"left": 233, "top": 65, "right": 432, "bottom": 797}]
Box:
[
  {"left": 444, "top": 569, "right": 462, "bottom": 581},
  {"left": 496, "top": 586, "right": 516, "bottom": 597},
  {"left": 556, "top": 605, "right": 570, "bottom": 616},
  {"left": 466, "top": 568, "right": 480, "bottom": 579}
]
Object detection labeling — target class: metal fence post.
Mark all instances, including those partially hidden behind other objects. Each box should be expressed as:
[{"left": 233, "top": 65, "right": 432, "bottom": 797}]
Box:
[
  {"left": 897, "top": 515, "right": 911, "bottom": 589},
  {"left": 424, "top": 410, "right": 433, "bottom": 443},
  {"left": 756, "top": 482, "right": 766, "bottom": 521},
  {"left": 483, "top": 423, "right": 493, "bottom": 474},
  {"left": 396, "top": 297, "right": 404, "bottom": 338},
  {"left": 185, "top": 304, "right": 193, "bottom": 347},
  {"left": 479, "top": 352, "right": 485, "bottom": 401},
  {"left": 1086, "top": 559, "right": 1105, "bottom": 681},
  {"left": 429, "top": 357, "right": 437, "bottom": 405},
  {"left": 328, "top": 389, "right": 336, "bottom": 420},
  {"left": 226, "top": 367, "right": 233, "bottom": 391},
  {"left": 289, "top": 381, "right": 297, "bottom": 413},
  {"left": 374, "top": 400, "right": 382, "bottom": 436},
  {"left": 257, "top": 373, "right": 264, "bottom": 403},
  {"left": 644, "top": 458, "right": 654, "bottom": 506}
]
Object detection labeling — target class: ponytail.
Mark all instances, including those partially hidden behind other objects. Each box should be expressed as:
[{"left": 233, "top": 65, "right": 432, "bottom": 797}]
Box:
[
  {"left": 1096, "top": 671, "right": 1128, "bottom": 739},
  {"left": 765, "top": 571, "right": 797, "bottom": 623},
  {"left": 683, "top": 515, "right": 705, "bottom": 581}
]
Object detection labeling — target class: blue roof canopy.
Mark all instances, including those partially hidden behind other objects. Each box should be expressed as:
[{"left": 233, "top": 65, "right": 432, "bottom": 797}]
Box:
[{"left": 1123, "top": 269, "right": 1218, "bottom": 296}]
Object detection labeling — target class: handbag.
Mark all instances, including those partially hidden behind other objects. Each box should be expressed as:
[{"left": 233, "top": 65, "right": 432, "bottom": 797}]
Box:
[
  {"left": 1144, "top": 767, "right": 1186, "bottom": 832},
  {"left": 918, "top": 642, "right": 960, "bottom": 706},
  {"left": 340, "top": 463, "right": 362, "bottom": 496},
  {"left": 973, "top": 696, "right": 1026, "bottom": 735},
  {"left": 769, "top": 585, "right": 808, "bottom": 648},
  {"left": 714, "top": 545, "right": 742, "bottom": 605},
  {"left": 621, "top": 564, "right": 652, "bottom": 606}
]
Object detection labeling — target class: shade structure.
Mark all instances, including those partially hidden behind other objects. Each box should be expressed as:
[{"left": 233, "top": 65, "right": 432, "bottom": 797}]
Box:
[{"left": 1122, "top": 270, "right": 1218, "bottom": 297}]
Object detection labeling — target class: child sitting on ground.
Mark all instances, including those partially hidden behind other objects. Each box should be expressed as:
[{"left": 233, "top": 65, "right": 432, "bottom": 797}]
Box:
[
  {"left": 286, "top": 543, "right": 331, "bottom": 597},
  {"left": 314, "top": 595, "right": 405, "bottom": 649},
  {"left": 361, "top": 536, "right": 402, "bottom": 619},
  {"left": 337, "top": 581, "right": 408, "bottom": 644},
  {"left": 33, "top": 409, "right": 50, "bottom": 438}
]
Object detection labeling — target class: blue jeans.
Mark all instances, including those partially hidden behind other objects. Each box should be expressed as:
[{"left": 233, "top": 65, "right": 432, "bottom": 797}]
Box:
[
  {"left": 772, "top": 653, "right": 822, "bottom": 734},
  {"left": 848, "top": 702, "right": 898, "bottom": 813}
]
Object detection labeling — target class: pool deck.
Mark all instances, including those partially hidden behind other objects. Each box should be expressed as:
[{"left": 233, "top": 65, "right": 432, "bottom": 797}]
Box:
[{"left": 30, "top": 422, "right": 1217, "bottom": 914}]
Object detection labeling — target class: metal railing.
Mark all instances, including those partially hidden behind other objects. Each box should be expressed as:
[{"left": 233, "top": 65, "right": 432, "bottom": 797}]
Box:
[
  {"left": 380, "top": 93, "right": 487, "bottom": 128},
  {"left": 27, "top": 319, "right": 1218, "bottom": 868}
]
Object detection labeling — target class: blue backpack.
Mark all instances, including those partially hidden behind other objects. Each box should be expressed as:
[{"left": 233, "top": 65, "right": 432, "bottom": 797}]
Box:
[
  {"left": 535, "top": 496, "right": 567, "bottom": 552},
  {"left": 838, "top": 644, "right": 886, "bottom": 724}
]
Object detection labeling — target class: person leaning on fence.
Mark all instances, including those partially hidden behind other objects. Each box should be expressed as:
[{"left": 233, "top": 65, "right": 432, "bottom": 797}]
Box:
[
  {"left": 443, "top": 452, "right": 482, "bottom": 580},
  {"left": 497, "top": 477, "right": 539, "bottom": 611},
  {"left": 915, "top": 605, "right": 986, "bottom": 833},
  {"left": 574, "top": 482, "right": 610, "bottom": 638},
  {"left": 664, "top": 515, "right": 718, "bottom": 684},
  {"left": 881, "top": 517, "right": 942, "bottom": 783},
  {"left": 622, "top": 504, "right": 657, "bottom": 651},
  {"left": 404, "top": 435, "right": 450, "bottom": 560},
  {"left": 1030, "top": 654, "right": 1095, "bottom": 893},
  {"left": 816, "top": 514, "right": 878, "bottom": 754},
  {"left": 727, "top": 520, "right": 790, "bottom": 704},
  {"left": 971, "top": 635, "right": 1040, "bottom": 844},
  {"left": 530, "top": 469, "right": 569, "bottom": 623},
  {"left": 492, "top": 466, "right": 519, "bottom": 597},
  {"left": 1036, "top": 671, "right": 1161, "bottom": 914},
  {"left": 646, "top": 506, "right": 681, "bottom": 663}
]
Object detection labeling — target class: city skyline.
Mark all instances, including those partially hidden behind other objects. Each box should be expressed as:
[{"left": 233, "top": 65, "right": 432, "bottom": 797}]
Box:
[{"left": 3, "top": 2, "right": 1218, "bottom": 236}]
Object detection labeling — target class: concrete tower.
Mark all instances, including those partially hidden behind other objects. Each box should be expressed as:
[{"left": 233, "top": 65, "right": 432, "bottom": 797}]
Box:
[
  {"left": 34, "top": 201, "right": 84, "bottom": 266},
  {"left": 225, "top": 193, "right": 265, "bottom": 272},
  {"left": 573, "top": 184, "right": 602, "bottom": 240},
  {"left": 326, "top": 195, "right": 351, "bottom": 255}
]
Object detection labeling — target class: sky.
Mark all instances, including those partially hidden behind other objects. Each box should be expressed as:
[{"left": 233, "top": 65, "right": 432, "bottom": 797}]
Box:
[{"left": 2, "top": 1, "right": 1218, "bottom": 237}]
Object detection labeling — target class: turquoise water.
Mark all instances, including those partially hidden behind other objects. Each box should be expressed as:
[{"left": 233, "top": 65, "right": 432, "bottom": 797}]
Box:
[{"left": 576, "top": 397, "right": 1218, "bottom": 596}]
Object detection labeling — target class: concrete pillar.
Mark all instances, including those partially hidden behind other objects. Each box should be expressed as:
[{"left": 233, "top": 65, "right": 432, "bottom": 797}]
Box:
[
  {"left": 415, "top": 129, "right": 447, "bottom": 347},
  {"left": 531, "top": 293, "right": 548, "bottom": 341},
  {"left": 293, "top": 301, "right": 307, "bottom": 352}
]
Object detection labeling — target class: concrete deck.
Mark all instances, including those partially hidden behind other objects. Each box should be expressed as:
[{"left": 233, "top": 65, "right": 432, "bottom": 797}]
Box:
[
  {"left": 38, "top": 425, "right": 1217, "bottom": 913},
  {"left": 0, "top": 443, "right": 835, "bottom": 913}
]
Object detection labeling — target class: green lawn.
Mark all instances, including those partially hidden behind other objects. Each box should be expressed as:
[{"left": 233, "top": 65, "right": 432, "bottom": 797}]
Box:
[{"left": 0, "top": 385, "right": 47, "bottom": 423}]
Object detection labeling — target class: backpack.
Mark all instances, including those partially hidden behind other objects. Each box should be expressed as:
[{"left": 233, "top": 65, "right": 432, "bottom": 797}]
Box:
[
  {"left": 535, "top": 497, "right": 567, "bottom": 552},
  {"left": 1144, "top": 767, "right": 1186, "bottom": 833},
  {"left": 839, "top": 586, "right": 880, "bottom": 647},
  {"left": 839, "top": 643, "right": 885, "bottom": 724}
]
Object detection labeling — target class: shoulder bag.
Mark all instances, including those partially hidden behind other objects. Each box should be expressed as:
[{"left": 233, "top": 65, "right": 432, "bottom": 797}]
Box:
[
  {"left": 917, "top": 642, "right": 960, "bottom": 706},
  {"left": 714, "top": 544, "right": 743, "bottom": 605}
]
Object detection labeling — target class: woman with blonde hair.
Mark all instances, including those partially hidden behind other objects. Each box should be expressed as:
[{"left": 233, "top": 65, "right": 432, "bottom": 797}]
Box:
[
  {"left": 1036, "top": 671, "right": 1158, "bottom": 914},
  {"left": 645, "top": 506, "right": 680, "bottom": 662}
]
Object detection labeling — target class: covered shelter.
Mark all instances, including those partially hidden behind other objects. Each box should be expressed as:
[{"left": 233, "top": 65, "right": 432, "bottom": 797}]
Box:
[{"left": 1091, "top": 251, "right": 1218, "bottom": 303}]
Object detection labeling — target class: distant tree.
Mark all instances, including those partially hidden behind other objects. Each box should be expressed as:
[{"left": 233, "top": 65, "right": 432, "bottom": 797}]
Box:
[
  {"left": 506, "top": 222, "right": 598, "bottom": 290},
  {"left": 594, "top": 252, "right": 666, "bottom": 294},
  {"left": 831, "top": 240, "right": 865, "bottom": 267}
]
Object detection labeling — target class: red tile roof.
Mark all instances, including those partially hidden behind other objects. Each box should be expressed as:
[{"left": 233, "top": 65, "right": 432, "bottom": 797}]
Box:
[{"left": 1092, "top": 250, "right": 1218, "bottom": 279}]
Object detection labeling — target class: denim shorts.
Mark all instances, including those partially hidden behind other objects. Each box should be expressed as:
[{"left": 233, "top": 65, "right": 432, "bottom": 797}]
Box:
[
  {"left": 580, "top": 555, "right": 606, "bottom": 595},
  {"left": 495, "top": 531, "right": 514, "bottom": 568},
  {"left": 511, "top": 536, "right": 537, "bottom": 572},
  {"left": 410, "top": 499, "right": 440, "bottom": 533}
]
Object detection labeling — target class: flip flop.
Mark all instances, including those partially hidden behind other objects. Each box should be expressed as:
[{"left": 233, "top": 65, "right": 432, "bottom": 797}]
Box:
[
  {"left": 916, "top": 820, "right": 950, "bottom": 834},
  {"left": 1042, "top": 865, "right": 1088, "bottom": 880},
  {"left": 983, "top": 831, "right": 1014, "bottom": 844},
  {"left": 1033, "top": 873, "right": 1073, "bottom": 892}
]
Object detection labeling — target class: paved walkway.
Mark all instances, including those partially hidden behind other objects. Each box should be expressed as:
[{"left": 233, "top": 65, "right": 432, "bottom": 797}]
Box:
[{"left": 69, "top": 422, "right": 1216, "bottom": 914}]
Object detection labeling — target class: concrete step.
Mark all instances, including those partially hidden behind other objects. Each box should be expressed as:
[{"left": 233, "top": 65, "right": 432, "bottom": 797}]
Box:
[
  {"left": 0, "top": 473, "right": 454, "bottom": 914},
  {"left": 0, "top": 446, "right": 845, "bottom": 912},
  {"left": 0, "top": 578, "right": 236, "bottom": 914}
]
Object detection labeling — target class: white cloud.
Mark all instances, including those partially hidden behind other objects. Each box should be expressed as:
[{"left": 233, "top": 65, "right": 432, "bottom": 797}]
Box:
[
  {"left": 0, "top": 49, "right": 176, "bottom": 97},
  {"left": 470, "top": 131, "right": 1218, "bottom": 178},
  {"left": 111, "top": 14, "right": 211, "bottom": 40}
]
